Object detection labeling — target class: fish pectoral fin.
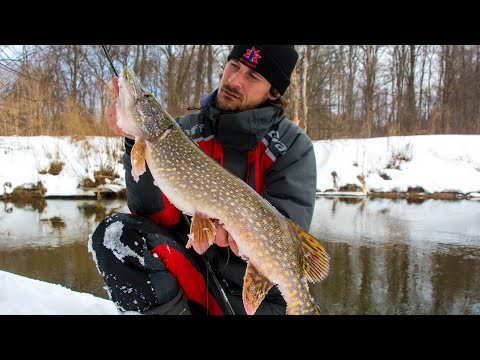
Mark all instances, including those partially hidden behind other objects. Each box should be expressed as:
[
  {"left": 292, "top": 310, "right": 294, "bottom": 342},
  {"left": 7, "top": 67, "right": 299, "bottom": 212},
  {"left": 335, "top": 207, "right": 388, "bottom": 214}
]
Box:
[
  {"left": 185, "top": 213, "right": 216, "bottom": 255},
  {"left": 242, "top": 262, "right": 274, "bottom": 315},
  {"left": 130, "top": 138, "right": 147, "bottom": 183},
  {"left": 286, "top": 218, "right": 330, "bottom": 283}
]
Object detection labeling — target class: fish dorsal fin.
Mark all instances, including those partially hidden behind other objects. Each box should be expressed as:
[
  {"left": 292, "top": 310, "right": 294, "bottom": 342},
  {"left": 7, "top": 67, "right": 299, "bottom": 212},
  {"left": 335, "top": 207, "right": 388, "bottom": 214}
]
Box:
[
  {"left": 242, "top": 262, "right": 274, "bottom": 315},
  {"left": 286, "top": 218, "right": 330, "bottom": 283}
]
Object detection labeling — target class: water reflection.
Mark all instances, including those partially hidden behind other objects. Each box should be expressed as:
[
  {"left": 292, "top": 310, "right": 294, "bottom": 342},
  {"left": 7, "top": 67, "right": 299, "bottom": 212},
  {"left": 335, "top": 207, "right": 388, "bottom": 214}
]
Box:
[
  {"left": 310, "top": 197, "right": 480, "bottom": 314},
  {"left": 0, "top": 199, "right": 129, "bottom": 299},
  {"left": 0, "top": 197, "right": 479, "bottom": 314}
]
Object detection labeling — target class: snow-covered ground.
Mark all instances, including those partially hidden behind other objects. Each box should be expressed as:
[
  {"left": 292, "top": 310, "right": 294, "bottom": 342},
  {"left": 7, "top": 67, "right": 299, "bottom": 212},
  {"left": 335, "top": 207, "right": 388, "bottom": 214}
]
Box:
[
  {"left": 0, "top": 269, "right": 118, "bottom": 315},
  {"left": 1, "top": 135, "right": 479, "bottom": 198},
  {"left": 314, "top": 135, "right": 480, "bottom": 196},
  {"left": 0, "top": 136, "right": 125, "bottom": 198}
]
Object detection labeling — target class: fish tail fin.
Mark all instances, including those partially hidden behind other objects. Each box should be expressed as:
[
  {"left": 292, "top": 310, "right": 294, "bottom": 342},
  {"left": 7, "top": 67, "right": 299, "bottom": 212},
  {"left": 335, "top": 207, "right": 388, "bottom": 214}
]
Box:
[
  {"left": 242, "top": 262, "right": 274, "bottom": 315},
  {"left": 286, "top": 218, "right": 330, "bottom": 283}
]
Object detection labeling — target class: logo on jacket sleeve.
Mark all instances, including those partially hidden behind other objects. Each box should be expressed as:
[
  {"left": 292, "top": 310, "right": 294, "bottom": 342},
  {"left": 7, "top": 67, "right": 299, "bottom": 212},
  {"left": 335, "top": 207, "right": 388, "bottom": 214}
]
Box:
[{"left": 243, "top": 47, "right": 262, "bottom": 64}]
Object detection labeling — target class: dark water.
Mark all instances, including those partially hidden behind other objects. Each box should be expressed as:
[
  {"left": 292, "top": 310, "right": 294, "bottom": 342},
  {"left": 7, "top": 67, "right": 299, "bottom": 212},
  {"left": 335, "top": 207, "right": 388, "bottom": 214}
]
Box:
[
  {"left": 309, "top": 197, "right": 480, "bottom": 315},
  {"left": 0, "top": 199, "right": 129, "bottom": 300},
  {"left": 0, "top": 197, "right": 479, "bottom": 314}
]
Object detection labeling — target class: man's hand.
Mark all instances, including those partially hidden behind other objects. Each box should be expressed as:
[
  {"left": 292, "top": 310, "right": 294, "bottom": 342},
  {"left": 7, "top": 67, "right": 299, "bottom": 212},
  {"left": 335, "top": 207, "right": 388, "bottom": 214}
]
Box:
[
  {"left": 106, "top": 77, "right": 134, "bottom": 139},
  {"left": 214, "top": 220, "right": 240, "bottom": 256}
]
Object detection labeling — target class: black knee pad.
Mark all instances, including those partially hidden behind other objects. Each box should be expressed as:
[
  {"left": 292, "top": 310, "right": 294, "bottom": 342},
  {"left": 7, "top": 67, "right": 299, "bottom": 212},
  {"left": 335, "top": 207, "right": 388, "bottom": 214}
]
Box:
[{"left": 89, "top": 213, "right": 180, "bottom": 312}]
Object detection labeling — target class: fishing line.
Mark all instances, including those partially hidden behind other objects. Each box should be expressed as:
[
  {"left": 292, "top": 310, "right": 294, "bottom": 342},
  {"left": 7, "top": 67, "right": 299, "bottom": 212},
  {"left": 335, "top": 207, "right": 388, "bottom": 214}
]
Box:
[
  {"left": 101, "top": 45, "right": 118, "bottom": 77},
  {"left": 182, "top": 214, "right": 235, "bottom": 315}
]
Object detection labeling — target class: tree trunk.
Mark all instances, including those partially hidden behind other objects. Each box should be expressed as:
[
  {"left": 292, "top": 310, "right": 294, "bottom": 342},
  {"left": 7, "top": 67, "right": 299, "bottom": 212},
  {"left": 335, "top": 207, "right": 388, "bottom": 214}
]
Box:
[
  {"left": 207, "top": 45, "right": 214, "bottom": 93},
  {"left": 193, "top": 45, "right": 207, "bottom": 107},
  {"left": 362, "top": 45, "right": 379, "bottom": 138},
  {"left": 405, "top": 45, "right": 417, "bottom": 134},
  {"left": 301, "top": 45, "right": 309, "bottom": 134},
  {"left": 290, "top": 64, "right": 299, "bottom": 126}
]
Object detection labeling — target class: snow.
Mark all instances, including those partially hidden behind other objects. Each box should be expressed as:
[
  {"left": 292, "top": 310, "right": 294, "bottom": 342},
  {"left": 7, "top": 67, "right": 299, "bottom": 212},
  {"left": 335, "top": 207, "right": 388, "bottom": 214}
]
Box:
[
  {"left": 1, "top": 134, "right": 479, "bottom": 314},
  {"left": 0, "top": 136, "right": 125, "bottom": 197},
  {"left": 102, "top": 221, "right": 145, "bottom": 266},
  {"left": 314, "top": 135, "right": 480, "bottom": 196},
  {"left": 1, "top": 134, "right": 479, "bottom": 199},
  {"left": 0, "top": 269, "right": 118, "bottom": 315}
]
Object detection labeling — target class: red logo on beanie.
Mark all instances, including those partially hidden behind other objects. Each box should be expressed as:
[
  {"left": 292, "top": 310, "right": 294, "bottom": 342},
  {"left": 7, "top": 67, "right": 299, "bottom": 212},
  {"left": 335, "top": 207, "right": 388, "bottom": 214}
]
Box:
[{"left": 243, "top": 47, "right": 262, "bottom": 64}]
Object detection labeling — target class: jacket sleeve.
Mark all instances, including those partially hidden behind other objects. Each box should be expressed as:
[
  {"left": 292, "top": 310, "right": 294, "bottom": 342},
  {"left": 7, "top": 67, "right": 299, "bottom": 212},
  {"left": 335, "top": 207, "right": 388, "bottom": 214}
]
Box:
[
  {"left": 262, "top": 133, "right": 317, "bottom": 231},
  {"left": 123, "top": 137, "right": 181, "bottom": 227}
]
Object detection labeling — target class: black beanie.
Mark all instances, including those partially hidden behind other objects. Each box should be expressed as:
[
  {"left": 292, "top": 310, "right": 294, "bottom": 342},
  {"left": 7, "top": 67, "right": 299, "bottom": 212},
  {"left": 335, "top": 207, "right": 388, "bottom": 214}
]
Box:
[{"left": 227, "top": 45, "right": 299, "bottom": 95}]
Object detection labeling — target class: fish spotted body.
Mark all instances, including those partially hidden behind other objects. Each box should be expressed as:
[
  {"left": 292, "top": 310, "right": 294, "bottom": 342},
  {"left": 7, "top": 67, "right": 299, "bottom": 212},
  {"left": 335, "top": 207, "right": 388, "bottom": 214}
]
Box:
[{"left": 116, "top": 67, "right": 330, "bottom": 315}]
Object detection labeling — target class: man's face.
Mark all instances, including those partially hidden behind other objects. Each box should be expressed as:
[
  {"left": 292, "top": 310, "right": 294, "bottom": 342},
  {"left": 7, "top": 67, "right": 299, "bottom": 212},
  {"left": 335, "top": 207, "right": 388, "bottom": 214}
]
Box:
[{"left": 216, "top": 59, "right": 279, "bottom": 112}]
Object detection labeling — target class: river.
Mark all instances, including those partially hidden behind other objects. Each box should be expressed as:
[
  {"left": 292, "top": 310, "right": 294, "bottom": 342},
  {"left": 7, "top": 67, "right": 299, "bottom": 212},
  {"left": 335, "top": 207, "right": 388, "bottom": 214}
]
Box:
[{"left": 0, "top": 197, "right": 479, "bottom": 314}]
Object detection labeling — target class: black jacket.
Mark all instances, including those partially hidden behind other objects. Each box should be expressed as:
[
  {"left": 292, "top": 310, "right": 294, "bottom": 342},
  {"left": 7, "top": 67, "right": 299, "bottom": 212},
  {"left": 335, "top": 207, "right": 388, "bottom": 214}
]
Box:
[{"left": 123, "top": 90, "right": 317, "bottom": 293}]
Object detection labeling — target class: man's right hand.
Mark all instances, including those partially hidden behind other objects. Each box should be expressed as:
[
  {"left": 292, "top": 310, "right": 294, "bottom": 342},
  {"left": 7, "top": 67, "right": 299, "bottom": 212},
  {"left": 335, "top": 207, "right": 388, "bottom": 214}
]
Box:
[
  {"left": 213, "top": 220, "right": 241, "bottom": 257},
  {"left": 106, "top": 77, "right": 135, "bottom": 139}
]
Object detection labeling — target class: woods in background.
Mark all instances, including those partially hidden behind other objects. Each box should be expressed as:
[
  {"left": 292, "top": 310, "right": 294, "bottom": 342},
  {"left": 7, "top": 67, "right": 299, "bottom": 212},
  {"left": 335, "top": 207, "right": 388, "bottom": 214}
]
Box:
[{"left": 1, "top": 45, "right": 479, "bottom": 140}]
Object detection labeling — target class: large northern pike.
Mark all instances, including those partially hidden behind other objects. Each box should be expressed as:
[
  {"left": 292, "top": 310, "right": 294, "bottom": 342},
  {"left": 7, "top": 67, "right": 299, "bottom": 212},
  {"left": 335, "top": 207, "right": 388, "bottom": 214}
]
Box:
[{"left": 116, "top": 66, "right": 330, "bottom": 315}]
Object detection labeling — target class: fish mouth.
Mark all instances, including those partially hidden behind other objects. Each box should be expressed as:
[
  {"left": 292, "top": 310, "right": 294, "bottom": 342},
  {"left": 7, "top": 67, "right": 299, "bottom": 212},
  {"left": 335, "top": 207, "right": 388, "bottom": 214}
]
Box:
[
  {"left": 116, "top": 66, "right": 168, "bottom": 142},
  {"left": 116, "top": 67, "right": 145, "bottom": 138},
  {"left": 122, "top": 67, "right": 145, "bottom": 99}
]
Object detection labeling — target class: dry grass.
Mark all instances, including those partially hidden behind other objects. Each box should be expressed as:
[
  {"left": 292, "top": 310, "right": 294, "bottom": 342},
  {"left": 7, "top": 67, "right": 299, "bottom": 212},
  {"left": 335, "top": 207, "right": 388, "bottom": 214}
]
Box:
[
  {"left": 339, "top": 183, "right": 363, "bottom": 192},
  {"left": 1, "top": 182, "right": 46, "bottom": 200},
  {"left": 369, "top": 191, "right": 465, "bottom": 200},
  {"left": 47, "top": 161, "right": 65, "bottom": 175},
  {"left": 81, "top": 167, "right": 118, "bottom": 188},
  {"left": 386, "top": 142, "right": 414, "bottom": 170}
]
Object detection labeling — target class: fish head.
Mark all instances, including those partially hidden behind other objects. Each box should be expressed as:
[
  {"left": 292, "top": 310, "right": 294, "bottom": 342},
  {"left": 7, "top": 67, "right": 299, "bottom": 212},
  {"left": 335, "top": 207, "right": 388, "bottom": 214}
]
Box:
[{"left": 116, "top": 66, "right": 173, "bottom": 141}]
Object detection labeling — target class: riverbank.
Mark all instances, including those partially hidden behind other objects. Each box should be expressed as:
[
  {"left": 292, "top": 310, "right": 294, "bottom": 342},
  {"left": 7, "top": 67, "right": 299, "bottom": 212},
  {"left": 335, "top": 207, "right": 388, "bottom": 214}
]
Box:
[
  {"left": 3, "top": 189, "right": 479, "bottom": 201},
  {"left": 1, "top": 135, "right": 479, "bottom": 201}
]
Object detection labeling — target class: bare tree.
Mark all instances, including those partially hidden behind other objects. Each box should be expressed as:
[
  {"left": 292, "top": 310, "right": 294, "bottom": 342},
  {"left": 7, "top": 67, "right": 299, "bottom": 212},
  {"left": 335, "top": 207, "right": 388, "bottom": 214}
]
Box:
[
  {"left": 301, "top": 45, "right": 310, "bottom": 133},
  {"left": 193, "top": 45, "right": 207, "bottom": 108},
  {"left": 289, "top": 63, "right": 299, "bottom": 126},
  {"left": 360, "top": 45, "right": 380, "bottom": 138},
  {"left": 1, "top": 44, "right": 479, "bottom": 139},
  {"left": 440, "top": 45, "right": 454, "bottom": 133}
]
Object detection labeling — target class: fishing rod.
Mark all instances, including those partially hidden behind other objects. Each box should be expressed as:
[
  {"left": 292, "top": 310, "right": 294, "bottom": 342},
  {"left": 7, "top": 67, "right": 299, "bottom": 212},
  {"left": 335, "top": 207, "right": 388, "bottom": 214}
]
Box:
[{"left": 101, "top": 45, "right": 118, "bottom": 77}]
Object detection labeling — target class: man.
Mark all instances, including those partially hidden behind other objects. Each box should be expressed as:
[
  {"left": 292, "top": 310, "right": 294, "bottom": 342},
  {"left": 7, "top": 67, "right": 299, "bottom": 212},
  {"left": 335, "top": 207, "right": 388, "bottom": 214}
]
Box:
[{"left": 90, "top": 45, "right": 317, "bottom": 315}]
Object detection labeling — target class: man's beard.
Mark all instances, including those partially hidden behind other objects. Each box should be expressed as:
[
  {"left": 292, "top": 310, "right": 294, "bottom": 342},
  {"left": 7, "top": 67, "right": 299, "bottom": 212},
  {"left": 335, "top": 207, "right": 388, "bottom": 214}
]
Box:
[
  {"left": 216, "top": 85, "right": 243, "bottom": 112},
  {"left": 216, "top": 98, "right": 241, "bottom": 112}
]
